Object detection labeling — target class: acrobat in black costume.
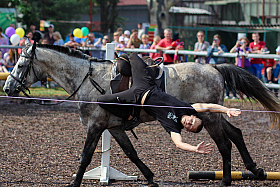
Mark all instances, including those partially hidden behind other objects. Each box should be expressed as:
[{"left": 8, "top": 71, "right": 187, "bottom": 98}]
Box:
[{"left": 98, "top": 53, "right": 197, "bottom": 134}]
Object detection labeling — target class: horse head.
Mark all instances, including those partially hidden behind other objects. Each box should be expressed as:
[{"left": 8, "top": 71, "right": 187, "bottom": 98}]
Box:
[{"left": 3, "top": 43, "right": 43, "bottom": 96}]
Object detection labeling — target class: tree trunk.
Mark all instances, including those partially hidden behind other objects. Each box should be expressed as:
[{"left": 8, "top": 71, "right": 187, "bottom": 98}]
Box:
[
  {"left": 147, "top": 0, "right": 181, "bottom": 37},
  {"left": 97, "top": 0, "right": 119, "bottom": 34}
]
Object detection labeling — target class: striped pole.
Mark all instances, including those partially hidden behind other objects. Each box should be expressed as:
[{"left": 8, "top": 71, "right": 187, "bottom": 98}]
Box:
[
  {"left": 188, "top": 171, "right": 280, "bottom": 180},
  {"left": 0, "top": 73, "right": 53, "bottom": 81}
]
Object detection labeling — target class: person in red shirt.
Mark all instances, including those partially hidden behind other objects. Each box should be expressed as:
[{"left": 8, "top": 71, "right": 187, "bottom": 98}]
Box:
[
  {"left": 249, "top": 33, "right": 267, "bottom": 79},
  {"left": 149, "top": 35, "right": 162, "bottom": 60},
  {"left": 155, "top": 28, "right": 174, "bottom": 64}
]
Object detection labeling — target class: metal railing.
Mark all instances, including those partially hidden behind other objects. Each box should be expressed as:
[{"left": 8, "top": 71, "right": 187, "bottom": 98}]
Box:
[{"left": 1, "top": 44, "right": 280, "bottom": 89}]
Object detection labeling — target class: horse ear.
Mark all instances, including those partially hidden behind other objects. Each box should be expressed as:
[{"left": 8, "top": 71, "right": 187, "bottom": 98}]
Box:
[
  {"left": 25, "top": 38, "right": 30, "bottom": 45},
  {"left": 31, "top": 42, "right": 36, "bottom": 53}
]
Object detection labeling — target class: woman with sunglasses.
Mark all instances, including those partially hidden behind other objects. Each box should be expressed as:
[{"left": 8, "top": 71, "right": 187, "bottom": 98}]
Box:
[{"left": 100, "top": 35, "right": 110, "bottom": 59}]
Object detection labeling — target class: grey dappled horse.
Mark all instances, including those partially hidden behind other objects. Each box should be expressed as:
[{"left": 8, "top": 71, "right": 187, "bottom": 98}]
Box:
[{"left": 3, "top": 43, "right": 280, "bottom": 186}]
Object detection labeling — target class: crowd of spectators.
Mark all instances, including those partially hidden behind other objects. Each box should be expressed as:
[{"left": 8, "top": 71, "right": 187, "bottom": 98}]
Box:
[{"left": 1, "top": 22, "right": 280, "bottom": 97}]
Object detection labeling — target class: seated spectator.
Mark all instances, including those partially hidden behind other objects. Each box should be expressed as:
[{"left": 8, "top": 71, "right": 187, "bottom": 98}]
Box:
[
  {"left": 0, "top": 51, "right": 8, "bottom": 73},
  {"left": 29, "top": 23, "right": 43, "bottom": 43},
  {"left": 115, "top": 36, "right": 127, "bottom": 56},
  {"left": 117, "top": 27, "right": 123, "bottom": 36},
  {"left": 194, "top": 31, "right": 210, "bottom": 63},
  {"left": 100, "top": 35, "right": 110, "bottom": 59},
  {"left": 18, "top": 31, "right": 34, "bottom": 55},
  {"left": 4, "top": 48, "right": 16, "bottom": 72},
  {"left": 64, "top": 33, "right": 81, "bottom": 49},
  {"left": 174, "top": 41, "right": 185, "bottom": 63},
  {"left": 262, "top": 58, "right": 275, "bottom": 83},
  {"left": 41, "top": 38, "right": 48, "bottom": 44},
  {"left": 0, "top": 27, "right": 9, "bottom": 58},
  {"left": 137, "top": 22, "right": 145, "bottom": 40},
  {"left": 266, "top": 60, "right": 280, "bottom": 96},
  {"left": 139, "top": 34, "right": 151, "bottom": 57},
  {"left": 155, "top": 28, "right": 174, "bottom": 65},
  {"left": 171, "top": 32, "right": 185, "bottom": 63},
  {"left": 82, "top": 33, "right": 102, "bottom": 58},
  {"left": 112, "top": 32, "right": 120, "bottom": 48},
  {"left": 127, "top": 29, "right": 142, "bottom": 49},
  {"left": 149, "top": 35, "right": 162, "bottom": 60},
  {"left": 266, "top": 60, "right": 280, "bottom": 82},
  {"left": 53, "top": 31, "right": 64, "bottom": 45},
  {"left": 230, "top": 37, "right": 251, "bottom": 72},
  {"left": 207, "top": 34, "right": 228, "bottom": 64},
  {"left": 123, "top": 30, "right": 130, "bottom": 44},
  {"left": 43, "top": 24, "right": 55, "bottom": 44}
]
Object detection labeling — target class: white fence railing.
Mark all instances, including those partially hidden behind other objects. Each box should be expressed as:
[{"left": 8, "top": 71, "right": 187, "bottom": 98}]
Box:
[
  {"left": 78, "top": 46, "right": 280, "bottom": 59},
  {"left": 1, "top": 44, "right": 280, "bottom": 89}
]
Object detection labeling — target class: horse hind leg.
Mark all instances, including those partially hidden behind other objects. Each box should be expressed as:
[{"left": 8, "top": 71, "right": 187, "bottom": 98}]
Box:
[
  {"left": 108, "top": 126, "right": 158, "bottom": 187},
  {"left": 221, "top": 116, "right": 265, "bottom": 180},
  {"left": 201, "top": 114, "right": 233, "bottom": 186}
]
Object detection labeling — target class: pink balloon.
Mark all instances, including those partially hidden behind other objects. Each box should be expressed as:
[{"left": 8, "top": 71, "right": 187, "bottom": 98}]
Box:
[{"left": 5, "top": 27, "right": 15, "bottom": 38}]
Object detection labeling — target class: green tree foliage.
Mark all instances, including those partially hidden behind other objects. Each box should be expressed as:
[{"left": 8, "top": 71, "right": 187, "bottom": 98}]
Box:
[
  {"left": 16, "top": 0, "right": 92, "bottom": 39},
  {"left": 96, "top": 0, "right": 123, "bottom": 34}
]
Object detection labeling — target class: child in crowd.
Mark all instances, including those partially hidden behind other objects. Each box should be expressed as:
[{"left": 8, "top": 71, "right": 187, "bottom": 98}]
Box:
[
  {"left": 4, "top": 49, "right": 16, "bottom": 72},
  {"left": 139, "top": 34, "right": 151, "bottom": 57},
  {"left": 230, "top": 37, "right": 251, "bottom": 72},
  {"left": 149, "top": 35, "right": 162, "bottom": 60},
  {"left": 115, "top": 36, "right": 127, "bottom": 56},
  {"left": 123, "top": 30, "right": 130, "bottom": 44},
  {"left": 64, "top": 33, "right": 81, "bottom": 49},
  {"left": 0, "top": 51, "right": 8, "bottom": 73}
]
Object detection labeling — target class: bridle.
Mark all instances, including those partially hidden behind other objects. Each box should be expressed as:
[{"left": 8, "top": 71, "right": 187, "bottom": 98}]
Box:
[
  {"left": 9, "top": 43, "right": 38, "bottom": 97},
  {"left": 9, "top": 43, "right": 106, "bottom": 105}
]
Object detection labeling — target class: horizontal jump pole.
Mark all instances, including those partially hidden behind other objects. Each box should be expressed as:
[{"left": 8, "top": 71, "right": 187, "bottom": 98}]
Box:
[
  {"left": 0, "top": 73, "right": 53, "bottom": 81},
  {"left": 187, "top": 171, "right": 280, "bottom": 180}
]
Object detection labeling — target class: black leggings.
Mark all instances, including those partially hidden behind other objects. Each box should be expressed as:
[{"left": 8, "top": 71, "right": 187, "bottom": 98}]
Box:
[{"left": 98, "top": 53, "right": 156, "bottom": 119}]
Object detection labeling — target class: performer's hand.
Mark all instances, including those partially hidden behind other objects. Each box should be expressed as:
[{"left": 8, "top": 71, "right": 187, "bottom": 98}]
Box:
[
  {"left": 227, "top": 108, "right": 241, "bottom": 117},
  {"left": 196, "top": 141, "right": 213, "bottom": 154}
]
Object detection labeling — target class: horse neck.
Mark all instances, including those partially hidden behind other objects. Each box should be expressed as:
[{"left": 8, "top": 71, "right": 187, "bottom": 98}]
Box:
[{"left": 37, "top": 49, "right": 112, "bottom": 96}]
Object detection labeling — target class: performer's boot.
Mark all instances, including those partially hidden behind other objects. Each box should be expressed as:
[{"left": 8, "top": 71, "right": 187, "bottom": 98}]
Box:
[{"left": 122, "top": 117, "right": 140, "bottom": 131}]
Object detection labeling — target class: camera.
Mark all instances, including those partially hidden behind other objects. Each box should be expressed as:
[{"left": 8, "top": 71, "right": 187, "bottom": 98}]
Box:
[
  {"left": 213, "top": 39, "right": 218, "bottom": 41},
  {"left": 239, "top": 41, "right": 243, "bottom": 45}
]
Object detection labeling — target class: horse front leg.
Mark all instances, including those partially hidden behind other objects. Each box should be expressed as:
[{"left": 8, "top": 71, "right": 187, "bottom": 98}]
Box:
[
  {"left": 201, "top": 113, "right": 232, "bottom": 186},
  {"left": 108, "top": 126, "right": 158, "bottom": 187},
  {"left": 221, "top": 116, "right": 265, "bottom": 179},
  {"left": 67, "top": 123, "right": 105, "bottom": 187}
]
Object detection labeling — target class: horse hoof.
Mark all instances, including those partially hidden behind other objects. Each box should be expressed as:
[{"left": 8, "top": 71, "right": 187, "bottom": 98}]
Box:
[
  {"left": 220, "top": 179, "right": 231, "bottom": 186},
  {"left": 148, "top": 182, "right": 159, "bottom": 187},
  {"left": 256, "top": 168, "right": 265, "bottom": 180},
  {"left": 65, "top": 181, "right": 78, "bottom": 187}
]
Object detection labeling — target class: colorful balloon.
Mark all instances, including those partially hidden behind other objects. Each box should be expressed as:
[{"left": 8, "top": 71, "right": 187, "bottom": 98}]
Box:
[
  {"left": 10, "top": 34, "right": 20, "bottom": 45},
  {"left": 81, "top": 27, "right": 89, "bottom": 36},
  {"left": 5, "top": 27, "right": 15, "bottom": 38},
  {"left": 73, "top": 28, "right": 82, "bottom": 38},
  {"left": 15, "top": 28, "right": 25, "bottom": 38}
]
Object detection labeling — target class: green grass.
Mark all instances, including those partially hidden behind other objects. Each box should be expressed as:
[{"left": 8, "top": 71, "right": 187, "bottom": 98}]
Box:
[{"left": 0, "top": 86, "right": 69, "bottom": 97}]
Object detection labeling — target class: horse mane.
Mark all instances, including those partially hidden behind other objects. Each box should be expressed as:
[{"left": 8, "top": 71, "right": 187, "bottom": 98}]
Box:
[{"left": 24, "top": 44, "right": 92, "bottom": 60}]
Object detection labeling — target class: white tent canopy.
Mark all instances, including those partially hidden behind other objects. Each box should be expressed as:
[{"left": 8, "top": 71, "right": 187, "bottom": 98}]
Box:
[{"left": 169, "top": 6, "right": 212, "bottom": 15}]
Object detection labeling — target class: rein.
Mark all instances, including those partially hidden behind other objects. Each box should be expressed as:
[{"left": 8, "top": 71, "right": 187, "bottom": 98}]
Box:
[{"left": 10, "top": 43, "right": 107, "bottom": 105}]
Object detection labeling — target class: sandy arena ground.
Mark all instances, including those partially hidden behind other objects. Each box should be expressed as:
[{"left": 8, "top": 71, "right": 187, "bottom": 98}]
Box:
[{"left": 1, "top": 98, "right": 280, "bottom": 186}]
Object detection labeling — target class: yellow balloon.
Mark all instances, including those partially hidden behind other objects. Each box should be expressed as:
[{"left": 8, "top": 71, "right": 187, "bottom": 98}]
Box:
[
  {"left": 73, "top": 28, "right": 82, "bottom": 38},
  {"left": 15, "top": 28, "right": 25, "bottom": 38}
]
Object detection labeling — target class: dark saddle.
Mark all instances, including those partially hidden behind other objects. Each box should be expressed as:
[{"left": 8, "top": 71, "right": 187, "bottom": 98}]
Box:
[{"left": 110, "top": 55, "right": 166, "bottom": 94}]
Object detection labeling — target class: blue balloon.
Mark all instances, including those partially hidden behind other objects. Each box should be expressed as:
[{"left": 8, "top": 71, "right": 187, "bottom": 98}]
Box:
[{"left": 74, "top": 36, "right": 82, "bottom": 43}]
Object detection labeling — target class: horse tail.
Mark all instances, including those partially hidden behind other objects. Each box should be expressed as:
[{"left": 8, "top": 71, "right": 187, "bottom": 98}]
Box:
[{"left": 213, "top": 63, "right": 280, "bottom": 130}]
